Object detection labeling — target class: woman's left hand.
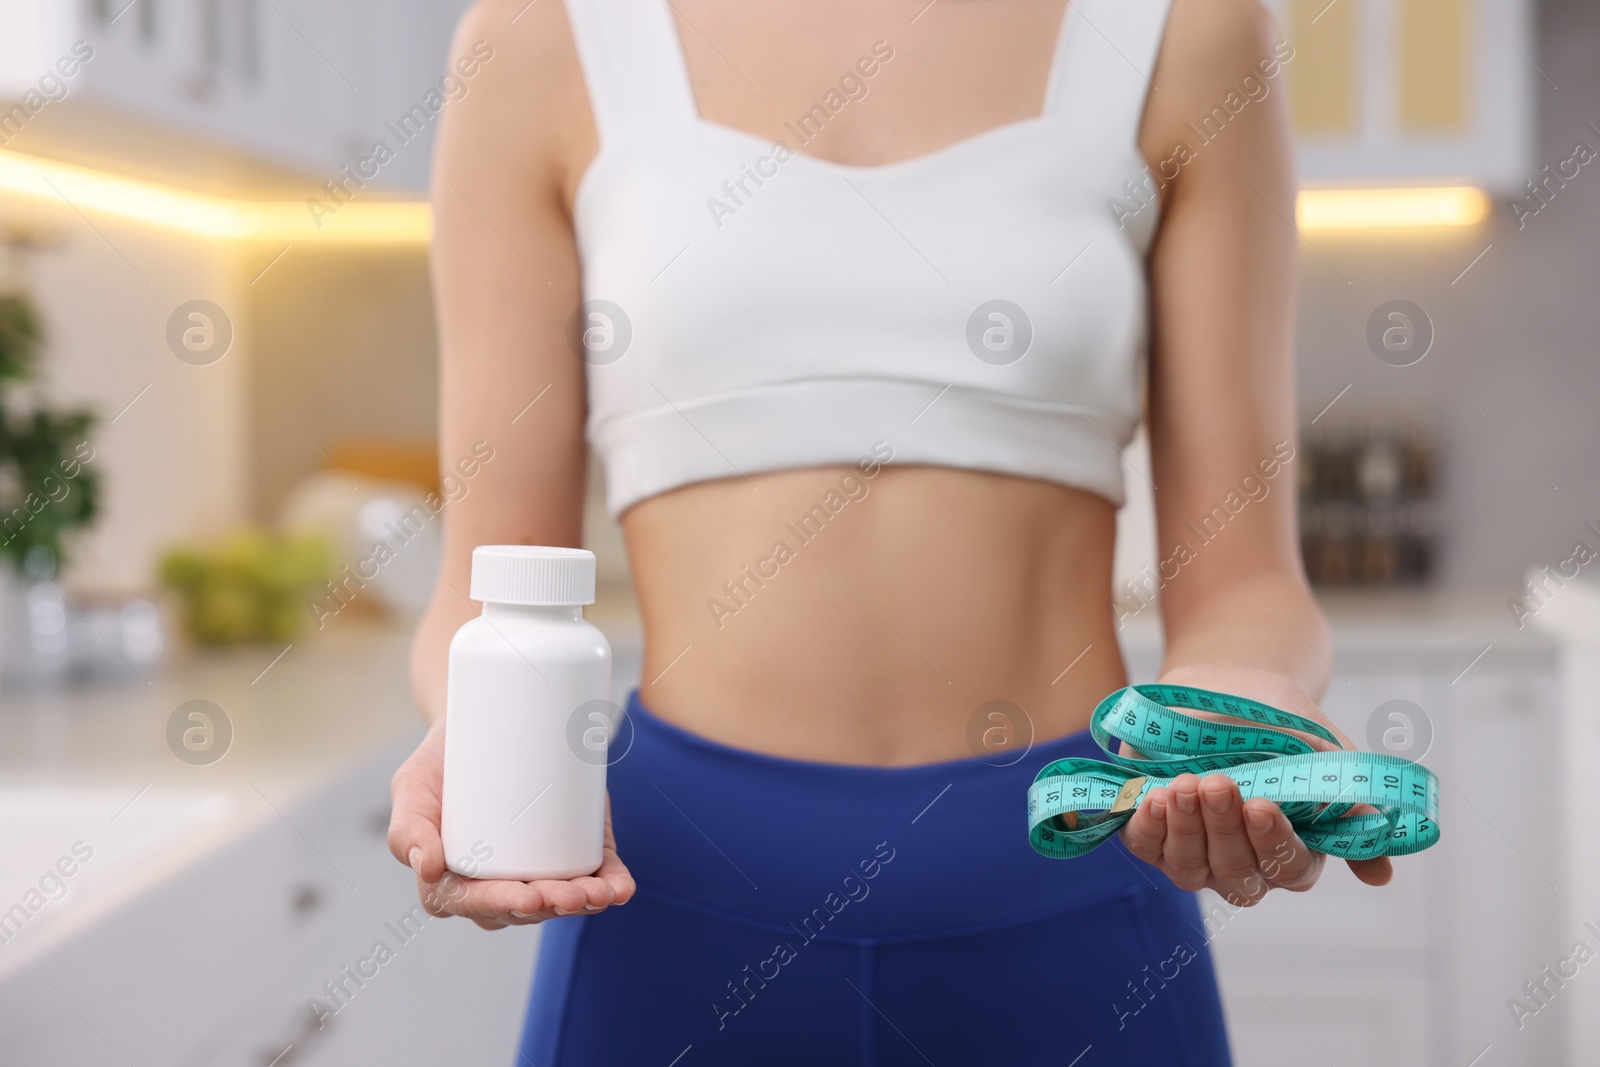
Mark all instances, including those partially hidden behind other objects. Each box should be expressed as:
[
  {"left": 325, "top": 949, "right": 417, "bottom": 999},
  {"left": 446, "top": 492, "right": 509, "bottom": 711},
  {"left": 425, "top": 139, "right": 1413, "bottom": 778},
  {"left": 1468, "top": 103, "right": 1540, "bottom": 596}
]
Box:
[{"left": 1117, "top": 663, "right": 1394, "bottom": 906}]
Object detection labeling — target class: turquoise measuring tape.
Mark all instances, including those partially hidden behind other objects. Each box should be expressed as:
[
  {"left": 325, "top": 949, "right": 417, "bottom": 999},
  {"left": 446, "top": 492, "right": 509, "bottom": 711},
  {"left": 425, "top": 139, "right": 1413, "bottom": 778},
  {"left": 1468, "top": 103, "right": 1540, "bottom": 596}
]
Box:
[{"left": 1027, "top": 684, "right": 1440, "bottom": 861}]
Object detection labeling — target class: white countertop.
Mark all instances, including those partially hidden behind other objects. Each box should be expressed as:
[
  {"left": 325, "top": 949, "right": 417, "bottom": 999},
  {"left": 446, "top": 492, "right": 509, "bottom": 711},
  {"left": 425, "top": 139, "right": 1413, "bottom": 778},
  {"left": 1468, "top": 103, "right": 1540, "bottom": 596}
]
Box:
[
  {"left": 0, "top": 625, "right": 423, "bottom": 979},
  {"left": 0, "top": 624, "right": 421, "bottom": 789},
  {"left": 0, "top": 590, "right": 1554, "bottom": 979}
]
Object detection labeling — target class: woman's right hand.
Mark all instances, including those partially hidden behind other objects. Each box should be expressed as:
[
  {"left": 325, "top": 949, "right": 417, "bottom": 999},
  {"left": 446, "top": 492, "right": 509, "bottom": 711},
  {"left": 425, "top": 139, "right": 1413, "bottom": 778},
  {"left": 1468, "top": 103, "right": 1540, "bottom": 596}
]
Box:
[
  {"left": 387, "top": 719, "right": 636, "bottom": 930},
  {"left": 389, "top": 0, "right": 632, "bottom": 933}
]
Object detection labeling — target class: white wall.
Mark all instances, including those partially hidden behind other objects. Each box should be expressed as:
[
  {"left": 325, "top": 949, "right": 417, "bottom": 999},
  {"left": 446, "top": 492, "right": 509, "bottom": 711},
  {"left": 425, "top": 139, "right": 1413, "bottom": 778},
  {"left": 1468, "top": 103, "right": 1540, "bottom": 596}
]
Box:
[
  {"left": 1293, "top": 0, "right": 1600, "bottom": 593},
  {"left": 5, "top": 195, "right": 250, "bottom": 592}
]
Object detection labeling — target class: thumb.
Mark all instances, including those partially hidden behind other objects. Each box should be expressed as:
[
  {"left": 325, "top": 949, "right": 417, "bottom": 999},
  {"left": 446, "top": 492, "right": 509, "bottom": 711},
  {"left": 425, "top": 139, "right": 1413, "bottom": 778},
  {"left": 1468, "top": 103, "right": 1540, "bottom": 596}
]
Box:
[
  {"left": 389, "top": 809, "right": 447, "bottom": 883},
  {"left": 389, "top": 723, "right": 447, "bottom": 882}
]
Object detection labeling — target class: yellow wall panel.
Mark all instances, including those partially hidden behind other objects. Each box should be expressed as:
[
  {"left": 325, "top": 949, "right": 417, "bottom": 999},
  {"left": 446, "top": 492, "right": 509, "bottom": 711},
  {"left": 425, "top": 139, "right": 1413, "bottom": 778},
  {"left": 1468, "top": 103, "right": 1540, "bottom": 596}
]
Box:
[
  {"left": 1288, "top": 0, "right": 1361, "bottom": 135},
  {"left": 1398, "top": 0, "right": 1469, "bottom": 130}
]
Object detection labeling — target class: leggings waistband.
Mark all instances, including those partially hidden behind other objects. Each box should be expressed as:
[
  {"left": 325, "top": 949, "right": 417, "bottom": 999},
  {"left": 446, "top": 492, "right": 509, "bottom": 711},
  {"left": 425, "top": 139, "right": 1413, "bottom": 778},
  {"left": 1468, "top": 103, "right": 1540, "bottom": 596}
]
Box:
[{"left": 607, "top": 689, "right": 1165, "bottom": 940}]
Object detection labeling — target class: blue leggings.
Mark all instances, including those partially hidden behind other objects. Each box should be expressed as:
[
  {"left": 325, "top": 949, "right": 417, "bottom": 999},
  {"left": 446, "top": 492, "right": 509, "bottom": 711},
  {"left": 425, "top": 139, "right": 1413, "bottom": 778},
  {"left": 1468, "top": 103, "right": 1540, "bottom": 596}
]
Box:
[{"left": 518, "top": 690, "right": 1232, "bottom": 1066}]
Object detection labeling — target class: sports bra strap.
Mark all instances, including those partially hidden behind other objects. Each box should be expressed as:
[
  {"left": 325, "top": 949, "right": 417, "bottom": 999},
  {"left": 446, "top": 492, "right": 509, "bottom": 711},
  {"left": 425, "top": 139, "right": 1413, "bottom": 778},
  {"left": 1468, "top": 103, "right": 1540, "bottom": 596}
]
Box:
[
  {"left": 1045, "top": 0, "right": 1175, "bottom": 144},
  {"left": 563, "top": 0, "right": 699, "bottom": 148}
]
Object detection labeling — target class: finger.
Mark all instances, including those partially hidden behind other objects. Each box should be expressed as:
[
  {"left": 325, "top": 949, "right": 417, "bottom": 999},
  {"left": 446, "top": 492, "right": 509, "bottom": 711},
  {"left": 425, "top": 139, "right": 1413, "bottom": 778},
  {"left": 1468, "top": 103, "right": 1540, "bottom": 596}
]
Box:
[
  {"left": 421, "top": 873, "right": 547, "bottom": 922},
  {"left": 1347, "top": 856, "right": 1393, "bottom": 886},
  {"left": 1120, "top": 786, "right": 1169, "bottom": 866},
  {"left": 507, "top": 910, "right": 556, "bottom": 924},
  {"left": 473, "top": 917, "right": 510, "bottom": 931},
  {"left": 1161, "top": 774, "right": 1209, "bottom": 891},
  {"left": 388, "top": 726, "right": 447, "bottom": 883},
  {"left": 1199, "top": 775, "right": 1267, "bottom": 905},
  {"left": 420, "top": 869, "right": 626, "bottom": 925},
  {"left": 417, "top": 874, "right": 452, "bottom": 918},
  {"left": 597, "top": 796, "right": 635, "bottom": 906},
  {"left": 1242, "top": 799, "right": 1322, "bottom": 892},
  {"left": 568, "top": 874, "right": 618, "bottom": 912},
  {"left": 453, "top": 881, "right": 547, "bottom": 923},
  {"left": 389, "top": 811, "right": 445, "bottom": 885},
  {"left": 525, "top": 878, "right": 593, "bottom": 916},
  {"left": 595, "top": 846, "right": 637, "bottom": 905},
  {"left": 1335, "top": 803, "right": 1393, "bottom": 886}
]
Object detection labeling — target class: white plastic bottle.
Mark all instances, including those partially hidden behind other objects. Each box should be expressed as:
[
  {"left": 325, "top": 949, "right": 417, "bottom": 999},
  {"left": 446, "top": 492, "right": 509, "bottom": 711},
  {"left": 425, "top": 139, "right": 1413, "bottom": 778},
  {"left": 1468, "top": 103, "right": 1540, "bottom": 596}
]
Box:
[{"left": 441, "top": 546, "right": 612, "bottom": 881}]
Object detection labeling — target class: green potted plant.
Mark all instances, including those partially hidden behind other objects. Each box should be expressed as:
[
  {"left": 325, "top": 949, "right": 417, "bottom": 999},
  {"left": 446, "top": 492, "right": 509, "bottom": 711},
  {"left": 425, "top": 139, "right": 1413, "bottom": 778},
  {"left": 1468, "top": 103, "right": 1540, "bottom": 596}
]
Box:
[
  {"left": 0, "top": 289, "right": 100, "bottom": 573},
  {"left": 0, "top": 284, "right": 102, "bottom": 685}
]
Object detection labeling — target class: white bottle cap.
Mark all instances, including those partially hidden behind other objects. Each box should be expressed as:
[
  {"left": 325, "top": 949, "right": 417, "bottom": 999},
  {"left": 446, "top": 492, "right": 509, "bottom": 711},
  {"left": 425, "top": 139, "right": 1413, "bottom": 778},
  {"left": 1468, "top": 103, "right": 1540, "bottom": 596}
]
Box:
[{"left": 470, "top": 546, "right": 596, "bottom": 606}]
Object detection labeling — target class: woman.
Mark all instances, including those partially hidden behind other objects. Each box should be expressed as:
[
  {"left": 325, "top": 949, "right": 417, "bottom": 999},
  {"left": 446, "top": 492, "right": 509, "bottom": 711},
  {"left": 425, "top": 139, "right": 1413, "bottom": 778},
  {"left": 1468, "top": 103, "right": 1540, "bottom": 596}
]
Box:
[{"left": 388, "top": 0, "right": 1392, "bottom": 1062}]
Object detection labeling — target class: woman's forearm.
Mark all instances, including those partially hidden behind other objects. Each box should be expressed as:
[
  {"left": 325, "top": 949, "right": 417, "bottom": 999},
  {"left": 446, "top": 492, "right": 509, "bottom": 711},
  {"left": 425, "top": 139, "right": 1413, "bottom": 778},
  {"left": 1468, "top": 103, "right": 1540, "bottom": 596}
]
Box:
[
  {"left": 1158, "top": 571, "right": 1332, "bottom": 702},
  {"left": 410, "top": 593, "right": 480, "bottom": 725}
]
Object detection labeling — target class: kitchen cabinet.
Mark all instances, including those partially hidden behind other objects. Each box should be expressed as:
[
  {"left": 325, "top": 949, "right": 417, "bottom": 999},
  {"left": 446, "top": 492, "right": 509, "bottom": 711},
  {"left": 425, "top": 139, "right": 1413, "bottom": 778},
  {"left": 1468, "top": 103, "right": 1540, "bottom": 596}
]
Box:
[
  {"left": 0, "top": 739, "right": 541, "bottom": 1067},
  {"left": 0, "top": 628, "right": 541, "bottom": 1067},
  {"left": 1531, "top": 578, "right": 1600, "bottom": 1067},
  {"left": 1438, "top": 665, "right": 1564, "bottom": 1066},
  {"left": 1262, "top": 0, "right": 1538, "bottom": 190},
  {"left": 7, "top": 0, "right": 472, "bottom": 191},
  {"left": 1120, "top": 608, "right": 1562, "bottom": 1066},
  {"left": 0, "top": 808, "right": 305, "bottom": 1066},
  {"left": 179, "top": 740, "right": 543, "bottom": 1067}
]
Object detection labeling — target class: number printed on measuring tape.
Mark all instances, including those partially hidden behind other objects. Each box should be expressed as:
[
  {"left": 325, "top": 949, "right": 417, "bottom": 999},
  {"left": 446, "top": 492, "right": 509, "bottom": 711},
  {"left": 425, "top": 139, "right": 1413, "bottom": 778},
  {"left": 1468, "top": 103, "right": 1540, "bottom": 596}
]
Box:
[{"left": 1026, "top": 684, "right": 1441, "bottom": 861}]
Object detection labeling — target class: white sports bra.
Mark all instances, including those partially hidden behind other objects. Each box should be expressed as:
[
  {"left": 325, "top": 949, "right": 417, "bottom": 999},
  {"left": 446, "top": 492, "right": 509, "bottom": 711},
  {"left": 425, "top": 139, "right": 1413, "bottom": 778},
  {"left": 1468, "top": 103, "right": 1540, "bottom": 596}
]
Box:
[{"left": 564, "top": 0, "right": 1174, "bottom": 517}]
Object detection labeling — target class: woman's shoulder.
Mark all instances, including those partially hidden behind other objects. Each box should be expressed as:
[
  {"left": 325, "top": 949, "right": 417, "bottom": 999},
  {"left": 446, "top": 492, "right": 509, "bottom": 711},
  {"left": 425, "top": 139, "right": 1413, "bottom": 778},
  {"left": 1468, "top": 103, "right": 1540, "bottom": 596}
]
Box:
[
  {"left": 449, "top": 0, "right": 592, "bottom": 114},
  {"left": 1160, "top": 0, "right": 1285, "bottom": 77},
  {"left": 451, "top": 0, "right": 579, "bottom": 66},
  {"left": 1141, "top": 0, "right": 1293, "bottom": 164},
  {"left": 439, "top": 0, "right": 598, "bottom": 197}
]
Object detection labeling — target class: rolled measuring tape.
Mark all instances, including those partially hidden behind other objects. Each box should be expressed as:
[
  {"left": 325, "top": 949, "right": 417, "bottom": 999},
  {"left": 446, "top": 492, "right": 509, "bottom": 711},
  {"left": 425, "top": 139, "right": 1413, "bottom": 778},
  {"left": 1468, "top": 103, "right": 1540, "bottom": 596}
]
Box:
[{"left": 1027, "top": 684, "right": 1440, "bottom": 861}]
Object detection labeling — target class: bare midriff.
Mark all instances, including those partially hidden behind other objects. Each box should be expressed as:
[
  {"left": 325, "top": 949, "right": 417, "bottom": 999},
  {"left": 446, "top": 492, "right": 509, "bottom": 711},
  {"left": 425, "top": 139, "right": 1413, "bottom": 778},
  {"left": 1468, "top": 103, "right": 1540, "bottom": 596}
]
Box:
[{"left": 621, "top": 463, "right": 1127, "bottom": 766}]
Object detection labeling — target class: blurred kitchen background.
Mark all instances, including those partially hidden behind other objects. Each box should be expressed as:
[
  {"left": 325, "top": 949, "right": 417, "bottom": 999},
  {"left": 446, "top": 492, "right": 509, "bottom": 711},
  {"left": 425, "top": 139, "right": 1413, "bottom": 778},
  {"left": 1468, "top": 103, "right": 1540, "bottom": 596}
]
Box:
[{"left": 0, "top": 0, "right": 1597, "bottom": 1064}]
